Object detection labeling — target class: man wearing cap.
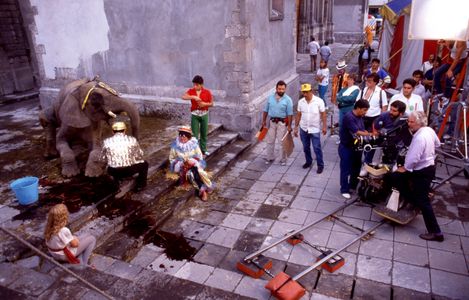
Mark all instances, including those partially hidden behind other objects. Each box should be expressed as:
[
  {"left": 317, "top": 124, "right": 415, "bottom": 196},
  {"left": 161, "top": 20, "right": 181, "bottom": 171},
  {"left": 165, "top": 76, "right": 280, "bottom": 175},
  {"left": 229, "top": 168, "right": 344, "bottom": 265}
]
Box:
[
  {"left": 294, "top": 83, "right": 327, "bottom": 173},
  {"left": 101, "top": 122, "right": 148, "bottom": 192},
  {"left": 364, "top": 58, "right": 391, "bottom": 88},
  {"left": 331, "top": 60, "right": 349, "bottom": 107},
  {"left": 182, "top": 75, "right": 213, "bottom": 156},
  {"left": 261, "top": 80, "right": 293, "bottom": 166}
]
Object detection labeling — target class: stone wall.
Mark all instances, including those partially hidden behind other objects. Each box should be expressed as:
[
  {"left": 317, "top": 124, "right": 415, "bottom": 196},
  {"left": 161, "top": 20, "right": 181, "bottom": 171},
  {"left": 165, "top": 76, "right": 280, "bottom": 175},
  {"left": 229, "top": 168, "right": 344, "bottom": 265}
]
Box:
[
  {"left": 333, "top": 0, "right": 367, "bottom": 44},
  {"left": 23, "top": 0, "right": 299, "bottom": 137},
  {"left": 0, "top": 0, "right": 35, "bottom": 96}
]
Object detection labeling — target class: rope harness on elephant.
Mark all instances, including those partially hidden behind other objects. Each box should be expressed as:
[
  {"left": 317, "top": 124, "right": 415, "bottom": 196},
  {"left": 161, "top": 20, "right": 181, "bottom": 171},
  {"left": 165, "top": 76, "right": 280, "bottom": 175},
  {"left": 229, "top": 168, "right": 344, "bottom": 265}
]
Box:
[{"left": 81, "top": 79, "right": 120, "bottom": 110}]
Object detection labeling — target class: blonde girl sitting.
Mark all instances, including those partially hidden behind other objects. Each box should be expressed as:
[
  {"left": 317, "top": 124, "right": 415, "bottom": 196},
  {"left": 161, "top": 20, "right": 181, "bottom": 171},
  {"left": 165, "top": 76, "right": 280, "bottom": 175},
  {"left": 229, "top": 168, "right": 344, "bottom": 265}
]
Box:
[{"left": 44, "top": 204, "right": 96, "bottom": 266}]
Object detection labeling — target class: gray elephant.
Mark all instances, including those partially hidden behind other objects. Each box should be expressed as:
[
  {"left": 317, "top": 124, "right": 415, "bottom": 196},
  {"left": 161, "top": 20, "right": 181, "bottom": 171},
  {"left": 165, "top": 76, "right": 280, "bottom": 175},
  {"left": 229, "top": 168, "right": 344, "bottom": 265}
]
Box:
[{"left": 40, "top": 77, "right": 140, "bottom": 177}]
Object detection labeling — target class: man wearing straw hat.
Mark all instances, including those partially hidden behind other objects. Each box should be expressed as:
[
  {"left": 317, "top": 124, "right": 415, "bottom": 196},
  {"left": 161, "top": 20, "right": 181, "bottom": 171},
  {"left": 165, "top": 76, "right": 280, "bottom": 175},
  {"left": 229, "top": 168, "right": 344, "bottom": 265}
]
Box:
[
  {"left": 331, "top": 60, "right": 350, "bottom": 108},
  {"left": 102, "top": 121, "right": 148, "bottom": 192}
]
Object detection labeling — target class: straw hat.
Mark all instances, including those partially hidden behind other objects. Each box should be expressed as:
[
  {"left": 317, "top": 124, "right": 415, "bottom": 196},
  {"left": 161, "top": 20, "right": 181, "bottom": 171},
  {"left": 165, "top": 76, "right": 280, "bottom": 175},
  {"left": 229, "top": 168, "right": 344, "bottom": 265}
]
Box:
[
  {"left": 178, "top": 126, "right": 192, "bottom": 136},
  {"left": 336, "top": 60, "right": 348, "bottom": 70}
]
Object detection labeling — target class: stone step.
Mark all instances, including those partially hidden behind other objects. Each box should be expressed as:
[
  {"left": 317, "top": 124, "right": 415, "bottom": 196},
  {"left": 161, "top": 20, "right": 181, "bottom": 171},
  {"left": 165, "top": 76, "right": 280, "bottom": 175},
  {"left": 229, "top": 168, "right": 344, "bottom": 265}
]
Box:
[
  {"left": 0, "top": 126, "right": 237, "bottom": 260},
  {"left": 61, "top": 124, "right": 227, "bottom": 231},
  {"left": 76, "top": 131, "right": 250, "bottom": 255},
  {"left": 94, "top": 137, "right": 251, "bottom": 261}
]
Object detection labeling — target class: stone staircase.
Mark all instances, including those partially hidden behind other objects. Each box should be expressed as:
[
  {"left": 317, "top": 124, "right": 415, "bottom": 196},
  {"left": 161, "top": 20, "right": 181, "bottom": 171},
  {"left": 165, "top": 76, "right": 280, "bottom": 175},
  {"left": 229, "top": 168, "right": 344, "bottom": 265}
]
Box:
[{"left": 0, "top": 124, "right": 251, "bottom": 262}]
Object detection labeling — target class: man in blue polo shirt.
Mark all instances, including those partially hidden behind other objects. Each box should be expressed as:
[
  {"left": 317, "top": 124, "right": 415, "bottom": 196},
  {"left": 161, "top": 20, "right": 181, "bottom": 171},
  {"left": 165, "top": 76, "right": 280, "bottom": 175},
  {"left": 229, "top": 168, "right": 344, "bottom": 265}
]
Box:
[
  {"left": 339, "top": 99, "right": 370, "bottom": 199},
  {"left": 261, "top": 80, "right": 293, "bottom": 166}
]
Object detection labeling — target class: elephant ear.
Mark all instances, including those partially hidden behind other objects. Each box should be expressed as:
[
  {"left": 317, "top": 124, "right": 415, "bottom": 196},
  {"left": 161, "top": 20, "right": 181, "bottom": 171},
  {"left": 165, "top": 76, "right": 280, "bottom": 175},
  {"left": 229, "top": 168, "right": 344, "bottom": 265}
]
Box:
[{"left": 59, "top": 91, "right": 91, "bottom": 128}]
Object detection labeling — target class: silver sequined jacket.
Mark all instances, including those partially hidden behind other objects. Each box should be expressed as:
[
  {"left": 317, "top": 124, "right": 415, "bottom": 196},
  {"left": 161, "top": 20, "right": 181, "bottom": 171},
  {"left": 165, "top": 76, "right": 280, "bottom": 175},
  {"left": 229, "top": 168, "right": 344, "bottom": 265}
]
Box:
[{"left": 101, "top": 133, "right": 144, "bottom": 168}]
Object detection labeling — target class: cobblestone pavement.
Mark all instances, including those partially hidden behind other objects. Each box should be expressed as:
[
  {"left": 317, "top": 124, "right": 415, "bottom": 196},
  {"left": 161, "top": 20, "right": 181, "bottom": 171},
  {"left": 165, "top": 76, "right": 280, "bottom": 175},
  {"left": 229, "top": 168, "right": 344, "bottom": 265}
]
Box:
[{"left": 1, "top": 43, "right": 469, "bottom": 299}]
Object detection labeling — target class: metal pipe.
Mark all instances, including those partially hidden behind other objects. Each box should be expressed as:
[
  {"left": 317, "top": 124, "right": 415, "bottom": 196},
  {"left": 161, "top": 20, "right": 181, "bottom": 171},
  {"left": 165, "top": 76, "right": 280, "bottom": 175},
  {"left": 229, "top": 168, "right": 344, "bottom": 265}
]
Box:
[
  {"left": 0, "top": 226, "right": 114, "bottom": 300},
  {"left": 292, "top": 220, "right": 385, "bottom": 281},
  {"left": 244, "top": 199, "right": 357, "bottom": 261}
]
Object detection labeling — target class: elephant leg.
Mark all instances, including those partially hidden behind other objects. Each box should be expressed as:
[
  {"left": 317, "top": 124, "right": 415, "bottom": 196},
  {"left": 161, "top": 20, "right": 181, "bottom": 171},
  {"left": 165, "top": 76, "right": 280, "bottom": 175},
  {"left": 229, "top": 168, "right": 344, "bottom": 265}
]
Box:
[
  {"left": 39, "top": 110, "right": 59, "bottom": 158},
  {"left": 85, "top": 149, "right": 105, "bottom": 177},
  {"left": 56, "top": 127, "right": 79, "bottom": 177}
]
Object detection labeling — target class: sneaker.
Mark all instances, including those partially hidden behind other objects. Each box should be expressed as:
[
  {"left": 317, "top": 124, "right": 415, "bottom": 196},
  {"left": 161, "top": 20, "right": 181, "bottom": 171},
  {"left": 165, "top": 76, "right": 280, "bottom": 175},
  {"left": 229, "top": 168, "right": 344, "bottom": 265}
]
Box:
[
  {"left": 341, "top": 193, "right": 351, "bottom": 199},
  {"left": 265, "top": 159, "right": 274, "bottom": 165},
  {"left": 335, "top": 139, "right": 340, "bottom": 145},
  {"left": 280, "top": 159, "right": 287, "bottom": 166},
  {"left": 302, "top": 163, "right": 312, "bottom": 169},
  {"left": 419, "top": 232, "right": 444, "bottom": 242},
  {"left": 317, "top": 166, "right": 324, "bottom": 174},
  {"left": 204, "top": 151, "right": 210, "bottom": 156}
]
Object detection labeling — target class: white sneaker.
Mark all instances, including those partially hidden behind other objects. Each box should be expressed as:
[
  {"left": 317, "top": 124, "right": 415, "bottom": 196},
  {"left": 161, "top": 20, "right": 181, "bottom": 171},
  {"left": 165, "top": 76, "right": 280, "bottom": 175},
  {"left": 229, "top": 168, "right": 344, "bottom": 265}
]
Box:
[
  {"left": 265, "top": 159, "right": 273, "bottom": 165},
  {"left": 280, "top": 159, "right": 287, "bottom": 166},
  {"left": 342, "top": 193, "right": 351, "bottom": 199}
]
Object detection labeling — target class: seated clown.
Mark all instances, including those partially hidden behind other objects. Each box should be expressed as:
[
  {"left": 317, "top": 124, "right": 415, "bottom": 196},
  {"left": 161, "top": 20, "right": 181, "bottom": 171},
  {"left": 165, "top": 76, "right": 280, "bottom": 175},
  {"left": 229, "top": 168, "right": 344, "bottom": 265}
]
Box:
[{"left": 169, "top": 126, "right": 214, "bottom": 201}]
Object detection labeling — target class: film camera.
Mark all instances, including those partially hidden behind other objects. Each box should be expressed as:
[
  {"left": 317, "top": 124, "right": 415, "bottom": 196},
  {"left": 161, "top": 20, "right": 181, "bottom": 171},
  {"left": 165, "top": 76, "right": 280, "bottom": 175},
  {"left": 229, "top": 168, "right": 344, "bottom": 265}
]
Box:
[
  {"left": 353, "top": 117, "right": 411, "bottom": 165},
  {"left": 354, "top": 118, "right": 412, "bottom": 203}
]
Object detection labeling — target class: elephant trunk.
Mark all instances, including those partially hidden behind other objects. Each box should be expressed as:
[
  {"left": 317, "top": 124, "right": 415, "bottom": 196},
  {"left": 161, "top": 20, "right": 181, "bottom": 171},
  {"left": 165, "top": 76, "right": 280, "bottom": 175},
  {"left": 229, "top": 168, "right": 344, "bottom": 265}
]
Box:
[{"left": 106, "top": 98, "right": 140, "bottom": 139}]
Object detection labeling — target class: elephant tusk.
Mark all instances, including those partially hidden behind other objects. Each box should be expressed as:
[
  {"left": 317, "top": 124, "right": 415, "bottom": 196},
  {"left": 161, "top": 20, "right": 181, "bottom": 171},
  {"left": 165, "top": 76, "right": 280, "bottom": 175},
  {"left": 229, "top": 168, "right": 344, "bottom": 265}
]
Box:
[{"left": 107, "top": 111, "right": 117, "bottom": 118}]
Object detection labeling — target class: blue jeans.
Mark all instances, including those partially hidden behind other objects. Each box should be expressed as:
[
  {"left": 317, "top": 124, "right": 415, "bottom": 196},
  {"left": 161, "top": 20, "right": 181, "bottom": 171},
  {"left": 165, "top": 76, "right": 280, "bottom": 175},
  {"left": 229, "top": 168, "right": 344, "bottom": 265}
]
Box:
[
  {"left": 318, "top": 85, "right": 328, "bottom": 105},
  {"left": 300, "top": 129, "right": 324, "bottom": 167},
  {"left": 433, "top": 61, "right": 464, "bottom": 98},
  {"left": 338, "top": 144, "right": 362, "bottom": 193}
]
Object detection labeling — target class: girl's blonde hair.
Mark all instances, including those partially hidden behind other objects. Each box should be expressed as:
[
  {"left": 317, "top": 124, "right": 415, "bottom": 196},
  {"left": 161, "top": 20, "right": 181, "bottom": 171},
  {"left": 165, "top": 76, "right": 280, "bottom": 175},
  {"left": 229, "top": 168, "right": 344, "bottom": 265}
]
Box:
[{"left": 44, "top": 204, "right": 69, "bottom": 241}]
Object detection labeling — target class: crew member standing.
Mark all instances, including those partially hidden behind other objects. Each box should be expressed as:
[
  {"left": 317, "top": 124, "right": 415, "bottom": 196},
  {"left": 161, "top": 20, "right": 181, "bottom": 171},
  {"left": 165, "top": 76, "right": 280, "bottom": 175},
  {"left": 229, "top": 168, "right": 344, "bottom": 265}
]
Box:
[
  {"left": 338, "top": 99, "right": 370, "bottom": 199},
  {"left": 389, "top": 78, "right": 424, "bottom": 114},
  {"left": 390, "top": 111, "right": 443, "bottom": 242},
  {"left": 261, "top": 80, "right": 293, "bottom": 166},
  {"left": 182, "top": 75, "right": 214, "bottom": 156},
  {"left": 308, "top": 37, "right": 320, "bottom": 72},
  {"left": 102, "top": 122, "right": 148, "bottom": 192},
  {"left": 294, "top": 83, "right": 327, "bottom": 173}
]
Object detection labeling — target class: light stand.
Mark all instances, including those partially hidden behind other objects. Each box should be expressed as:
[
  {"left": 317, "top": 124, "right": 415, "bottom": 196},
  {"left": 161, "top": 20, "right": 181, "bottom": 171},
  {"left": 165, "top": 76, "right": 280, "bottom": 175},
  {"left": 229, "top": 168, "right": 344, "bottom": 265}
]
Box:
[{"left": 433, "top": 102, "right": 469, "bottom": 190}]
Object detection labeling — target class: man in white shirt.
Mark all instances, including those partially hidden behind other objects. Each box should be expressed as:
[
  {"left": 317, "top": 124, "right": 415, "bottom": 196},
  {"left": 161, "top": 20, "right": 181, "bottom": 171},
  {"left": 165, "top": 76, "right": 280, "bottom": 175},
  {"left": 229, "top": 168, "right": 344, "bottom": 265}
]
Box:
[
  {"left": 420, "top": 54, "right": 435, "bottom": 75},
  {"left": 389, "top": 78, "right": 424, "bottom": 114},
  {"left": 308, "top": 36, "right": 320, "bottom": 72},
  {"left": 390, "top": 111, "right": 443, "bottom": 242},
  {"left": 294, "top": 83, "right": 327, "bottom": 173}
]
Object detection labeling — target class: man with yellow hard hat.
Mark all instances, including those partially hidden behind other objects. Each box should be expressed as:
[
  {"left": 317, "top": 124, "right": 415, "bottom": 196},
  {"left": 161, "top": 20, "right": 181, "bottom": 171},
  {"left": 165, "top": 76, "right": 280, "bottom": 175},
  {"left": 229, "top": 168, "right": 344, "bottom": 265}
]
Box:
[
  {"left": 101, "top": 121, "right": 148, "bottom": 192},
  {"left": 294, "top": 83, "right": 327, "bottom": 173}
]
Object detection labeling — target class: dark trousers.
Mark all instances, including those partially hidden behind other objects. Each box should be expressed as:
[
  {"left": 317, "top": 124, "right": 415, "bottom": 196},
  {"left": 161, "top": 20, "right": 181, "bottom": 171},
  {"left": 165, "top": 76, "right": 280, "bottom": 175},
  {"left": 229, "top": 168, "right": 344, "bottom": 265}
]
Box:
[
  {"left": 108, "top": 161, "right": 148, "bottom": 188},
  {"left": 339, "top": 144, "right": 362, "bottom": 193},
  {"left": 433, "top": 61, "right": 464, "bottom": 98},
  {"left": 388, "top": 165, "right": 441, "bottom": 233},
  {"left": 300, "top": 129, "right": 324, "bottom": 167}
]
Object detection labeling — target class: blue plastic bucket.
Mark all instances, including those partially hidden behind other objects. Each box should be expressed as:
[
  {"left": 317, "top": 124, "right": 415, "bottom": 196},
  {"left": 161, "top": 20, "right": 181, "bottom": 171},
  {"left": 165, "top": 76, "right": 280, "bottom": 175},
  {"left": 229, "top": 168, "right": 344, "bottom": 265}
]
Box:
[{"left": 10, "top": 176, "right": 39, "bottom": 205}]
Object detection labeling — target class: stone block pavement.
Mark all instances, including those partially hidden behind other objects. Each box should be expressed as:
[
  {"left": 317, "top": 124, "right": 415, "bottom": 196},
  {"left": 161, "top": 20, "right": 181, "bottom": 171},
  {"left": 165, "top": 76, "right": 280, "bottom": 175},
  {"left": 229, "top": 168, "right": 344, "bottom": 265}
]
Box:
[{"left": 148, "top": 133, "right": 468, "bottom": 300}]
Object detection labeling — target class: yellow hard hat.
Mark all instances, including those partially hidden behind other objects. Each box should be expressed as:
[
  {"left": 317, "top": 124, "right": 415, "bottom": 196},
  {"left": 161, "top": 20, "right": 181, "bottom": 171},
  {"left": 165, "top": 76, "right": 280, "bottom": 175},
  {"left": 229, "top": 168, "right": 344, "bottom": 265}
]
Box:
[
  {"left": 112, "top": 122, "right": 126, "bottom": 131},
  {"left": 301, "top": 83, "right": 312, "bottom": 92}
]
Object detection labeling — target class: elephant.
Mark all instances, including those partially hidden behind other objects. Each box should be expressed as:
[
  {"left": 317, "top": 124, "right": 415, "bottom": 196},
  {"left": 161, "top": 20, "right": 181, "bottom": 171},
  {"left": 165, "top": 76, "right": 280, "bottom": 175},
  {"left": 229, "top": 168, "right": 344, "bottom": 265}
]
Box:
[{"left": 40, "top": 77, "right": 140, "bottom": 177}]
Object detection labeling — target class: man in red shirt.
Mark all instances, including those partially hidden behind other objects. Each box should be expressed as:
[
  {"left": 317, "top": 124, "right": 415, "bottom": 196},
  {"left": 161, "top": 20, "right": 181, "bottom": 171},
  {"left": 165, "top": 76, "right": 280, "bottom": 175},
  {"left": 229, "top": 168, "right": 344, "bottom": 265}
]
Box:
[{"left": 182, "top": 75, "right": 214, "bottom": 155}]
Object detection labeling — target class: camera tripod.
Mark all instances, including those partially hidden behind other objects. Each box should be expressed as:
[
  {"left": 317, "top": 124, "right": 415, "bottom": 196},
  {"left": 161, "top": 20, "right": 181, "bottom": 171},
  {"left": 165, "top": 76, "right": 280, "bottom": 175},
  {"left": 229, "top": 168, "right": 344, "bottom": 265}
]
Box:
[{"left": 433, "top": 91, "right": 469, "bottom": 190}]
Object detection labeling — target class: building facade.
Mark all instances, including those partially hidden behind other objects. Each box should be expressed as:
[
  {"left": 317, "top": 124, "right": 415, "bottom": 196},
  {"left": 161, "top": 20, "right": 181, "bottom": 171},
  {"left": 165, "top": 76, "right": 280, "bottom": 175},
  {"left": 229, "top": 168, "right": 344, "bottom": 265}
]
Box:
[
  {"left": 16, "top": 0, "right": 301, "bottom": 138},
  {"left": 297, "top": 0, "right": 335, "bottom": 53},
  {"left": 333, "top": 0, "right": 368, "bottom": 43}
]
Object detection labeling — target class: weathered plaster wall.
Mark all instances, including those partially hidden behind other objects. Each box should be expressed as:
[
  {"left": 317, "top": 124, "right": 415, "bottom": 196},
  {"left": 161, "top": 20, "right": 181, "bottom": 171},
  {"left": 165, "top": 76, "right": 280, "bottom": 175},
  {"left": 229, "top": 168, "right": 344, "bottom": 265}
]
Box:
[
  {"left": 28, "top": 0, "right": 299, "bottom": 136},
  {"left": 333, "top": 0, "right": 367, "bottom": 43}
]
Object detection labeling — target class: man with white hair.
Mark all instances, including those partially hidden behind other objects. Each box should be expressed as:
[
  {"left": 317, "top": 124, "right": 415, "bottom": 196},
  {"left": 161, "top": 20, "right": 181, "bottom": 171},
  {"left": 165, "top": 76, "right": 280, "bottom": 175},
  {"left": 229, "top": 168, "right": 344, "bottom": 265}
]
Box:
[{"left": 391, "top": 111, "right": 443, "bottom": 241}]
